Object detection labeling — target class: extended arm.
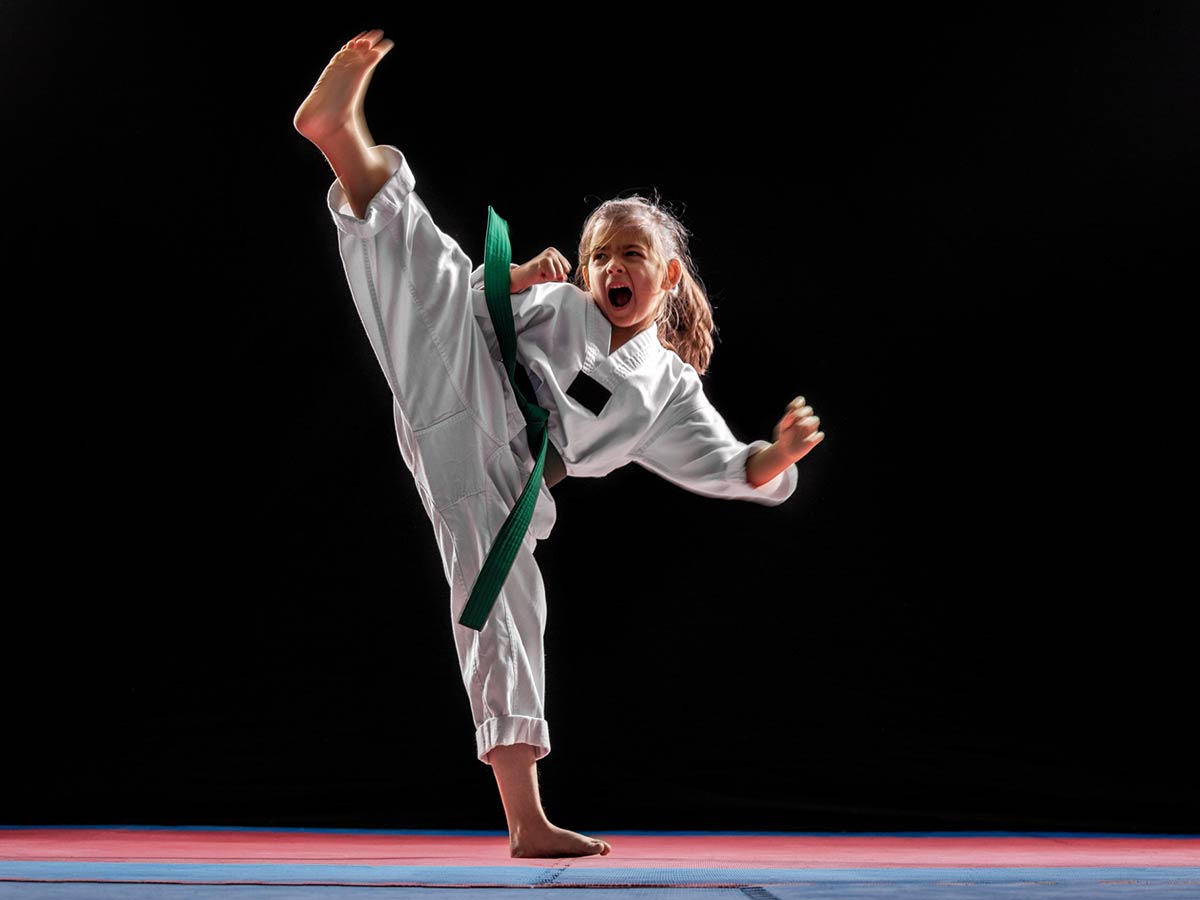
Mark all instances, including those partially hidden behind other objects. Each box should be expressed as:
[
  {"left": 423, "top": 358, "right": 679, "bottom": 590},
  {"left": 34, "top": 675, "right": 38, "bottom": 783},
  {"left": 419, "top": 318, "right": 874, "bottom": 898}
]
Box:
[{"left": 633, "top": 393, "right": 801, "bottom": 506}]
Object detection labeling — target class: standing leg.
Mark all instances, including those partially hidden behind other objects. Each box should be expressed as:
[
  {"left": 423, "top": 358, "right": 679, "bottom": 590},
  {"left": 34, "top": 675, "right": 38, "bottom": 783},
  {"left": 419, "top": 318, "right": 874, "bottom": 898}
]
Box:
[
  {"left": 488, "top": 744, "right": 611, "bottom": 857},
  {"left": 439, "top": 481, "right": 609, "bottom": 859}
]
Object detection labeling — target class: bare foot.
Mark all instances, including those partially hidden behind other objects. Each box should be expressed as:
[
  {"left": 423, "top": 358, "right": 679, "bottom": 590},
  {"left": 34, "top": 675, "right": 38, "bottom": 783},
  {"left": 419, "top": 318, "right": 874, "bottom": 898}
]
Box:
[
  {"left": 510, "top": 823, "right": 612, "bottom": 859},
  {"left": 293, "top": 29, "right": 394, "bottom": 144}
]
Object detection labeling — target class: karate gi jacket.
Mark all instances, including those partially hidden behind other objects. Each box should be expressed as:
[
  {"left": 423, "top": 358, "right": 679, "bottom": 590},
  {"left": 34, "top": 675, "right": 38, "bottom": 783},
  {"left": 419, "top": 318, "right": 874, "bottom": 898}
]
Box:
[
  {"left": 338, "top": 145, "right": 799, "bottom": 507},
  {"left": 467, "top": 270, "right": 796, "bottom": 507}
]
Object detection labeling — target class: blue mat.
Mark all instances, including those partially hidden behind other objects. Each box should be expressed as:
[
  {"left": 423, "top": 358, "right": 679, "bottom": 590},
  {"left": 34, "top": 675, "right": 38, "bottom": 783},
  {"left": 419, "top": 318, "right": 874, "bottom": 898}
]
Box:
[{"left": 2, "top": 861, "right": 1199, "bottom": 895}]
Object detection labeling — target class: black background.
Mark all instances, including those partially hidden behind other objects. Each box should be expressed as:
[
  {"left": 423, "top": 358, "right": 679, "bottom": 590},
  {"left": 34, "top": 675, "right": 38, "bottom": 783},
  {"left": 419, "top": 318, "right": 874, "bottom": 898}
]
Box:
[{"left": 4, "top": 6, "right": 1196, "bottom": 833}]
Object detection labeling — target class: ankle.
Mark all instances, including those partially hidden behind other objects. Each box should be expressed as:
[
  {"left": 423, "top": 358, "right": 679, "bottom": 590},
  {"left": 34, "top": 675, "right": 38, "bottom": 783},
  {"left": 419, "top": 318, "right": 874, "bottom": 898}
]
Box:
[{"left": 510, "top": 816, "right": 552, "bottom": 839}]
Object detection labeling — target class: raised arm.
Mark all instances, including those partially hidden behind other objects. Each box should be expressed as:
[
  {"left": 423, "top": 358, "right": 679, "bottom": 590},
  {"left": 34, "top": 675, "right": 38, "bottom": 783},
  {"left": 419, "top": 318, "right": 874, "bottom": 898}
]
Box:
[{"left": 294, "top": 30, "right": 396, "bottom": 219}]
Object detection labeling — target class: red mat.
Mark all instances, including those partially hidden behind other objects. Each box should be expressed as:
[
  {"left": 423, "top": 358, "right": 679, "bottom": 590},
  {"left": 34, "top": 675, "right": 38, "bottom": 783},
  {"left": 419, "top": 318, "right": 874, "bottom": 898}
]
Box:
[{"left": 3, "top": 829, "right": 1197, "bottom": 868}]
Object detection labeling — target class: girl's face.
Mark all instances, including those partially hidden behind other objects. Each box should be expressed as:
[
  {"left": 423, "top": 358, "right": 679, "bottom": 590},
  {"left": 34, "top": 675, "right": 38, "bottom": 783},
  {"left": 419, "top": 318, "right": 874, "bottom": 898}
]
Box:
[{"left": 584, "top": 226, "right": 680, "bottom": 344}]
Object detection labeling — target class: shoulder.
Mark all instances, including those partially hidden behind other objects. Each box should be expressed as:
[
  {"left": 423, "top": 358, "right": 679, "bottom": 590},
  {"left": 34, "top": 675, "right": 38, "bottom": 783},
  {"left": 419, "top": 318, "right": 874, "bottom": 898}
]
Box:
[
  {"left": 655, "top": 347, "right": 706, "bottom": 409},
  {"left": 632, "top": 355, "right": 713, "bottom": 452},
  {"left": 513, "top": 280, "right": 593, "bottom": 324},
  {"left": 471, "top": 272, "right": 589, "bottom": 311},
  {"left": 525, "top": 280, "right": 592, "bottom": 308},
  {"left": 489, "top": 280, "right": 592, "bottom": 339}
]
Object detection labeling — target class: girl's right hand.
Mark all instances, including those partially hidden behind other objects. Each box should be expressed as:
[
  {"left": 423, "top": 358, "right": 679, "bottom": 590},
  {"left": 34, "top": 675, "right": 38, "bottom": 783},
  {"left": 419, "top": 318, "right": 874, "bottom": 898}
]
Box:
[{"left": 511, "top": 248, "right": 572, "bottom": 294}]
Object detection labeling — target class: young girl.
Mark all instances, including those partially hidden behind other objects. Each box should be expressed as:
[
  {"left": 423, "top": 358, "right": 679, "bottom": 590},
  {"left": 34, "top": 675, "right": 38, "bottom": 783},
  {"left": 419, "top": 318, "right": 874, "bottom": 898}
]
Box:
[{"left": 294, "top": 29, "right": 824, "bottom": 859}]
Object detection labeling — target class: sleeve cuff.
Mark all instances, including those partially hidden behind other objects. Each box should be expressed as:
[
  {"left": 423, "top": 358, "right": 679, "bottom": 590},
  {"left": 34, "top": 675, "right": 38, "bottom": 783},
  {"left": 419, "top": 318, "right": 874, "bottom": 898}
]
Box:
[
  {"left": 725, "top": 439, "right": 798, "bottom": 506},
  {"left": 326, "top": 145, "right": 416, "bottom": 238}
]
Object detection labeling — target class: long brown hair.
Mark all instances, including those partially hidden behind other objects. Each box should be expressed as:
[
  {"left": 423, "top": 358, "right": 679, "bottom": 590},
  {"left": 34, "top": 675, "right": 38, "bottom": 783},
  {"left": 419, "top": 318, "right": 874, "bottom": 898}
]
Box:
[{"left": 575, "top": 194, "right": 718, "bottom": 376}]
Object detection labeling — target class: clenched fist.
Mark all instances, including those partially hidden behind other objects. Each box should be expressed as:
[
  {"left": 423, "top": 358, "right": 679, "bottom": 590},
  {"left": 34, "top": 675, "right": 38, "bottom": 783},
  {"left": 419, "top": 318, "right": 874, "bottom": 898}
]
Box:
[{"left": 511, "top": 248, "right": 572, "bottom": 294}]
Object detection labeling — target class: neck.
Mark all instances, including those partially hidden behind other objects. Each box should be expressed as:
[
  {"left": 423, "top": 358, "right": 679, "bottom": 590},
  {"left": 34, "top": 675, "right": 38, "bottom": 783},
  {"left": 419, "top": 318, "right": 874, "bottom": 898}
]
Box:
[{"left": 609, "top": 321, "right": 655, "bottom": 354}]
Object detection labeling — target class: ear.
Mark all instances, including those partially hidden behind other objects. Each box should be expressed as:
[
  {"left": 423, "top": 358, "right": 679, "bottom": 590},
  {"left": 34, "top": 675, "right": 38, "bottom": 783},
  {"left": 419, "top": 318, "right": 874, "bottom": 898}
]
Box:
[{"left": 663, "top": 258, "right": 683, "bottom": 291}]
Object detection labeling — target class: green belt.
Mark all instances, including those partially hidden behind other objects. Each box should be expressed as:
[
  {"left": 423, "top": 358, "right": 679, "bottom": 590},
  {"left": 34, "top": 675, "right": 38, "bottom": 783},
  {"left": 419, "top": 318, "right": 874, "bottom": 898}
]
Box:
[{"left": 457, "top": 207, "right": 553, "bottom": 632}]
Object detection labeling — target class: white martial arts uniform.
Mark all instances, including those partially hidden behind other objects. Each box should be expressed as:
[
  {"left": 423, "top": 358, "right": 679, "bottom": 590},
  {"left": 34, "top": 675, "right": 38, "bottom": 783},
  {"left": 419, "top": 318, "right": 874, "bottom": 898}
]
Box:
[{"left": 326, "top": 146, "right": 798, "bottom": 765}]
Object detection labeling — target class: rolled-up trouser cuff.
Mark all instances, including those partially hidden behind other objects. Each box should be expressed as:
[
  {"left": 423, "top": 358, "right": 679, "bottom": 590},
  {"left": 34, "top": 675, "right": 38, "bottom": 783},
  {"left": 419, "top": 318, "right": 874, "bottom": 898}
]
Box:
[{"left": 476, "top": 715, "right": 551, "bottom": 764}]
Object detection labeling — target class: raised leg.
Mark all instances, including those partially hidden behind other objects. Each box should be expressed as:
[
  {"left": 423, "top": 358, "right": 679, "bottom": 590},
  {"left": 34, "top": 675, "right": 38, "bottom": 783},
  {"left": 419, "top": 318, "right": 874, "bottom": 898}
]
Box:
[{"left": 294, "top": 29, "right": 396, "bottom": 218}]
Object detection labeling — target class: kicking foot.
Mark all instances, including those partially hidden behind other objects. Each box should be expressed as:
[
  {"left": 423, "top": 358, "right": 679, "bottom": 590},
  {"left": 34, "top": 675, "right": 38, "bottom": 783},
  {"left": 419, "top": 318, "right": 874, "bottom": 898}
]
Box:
[
  {"left": 294, "top": 29, "right": 393, "bottom": 144},
  {"left": 510, "top": 823, "right": 612, "bottom": 859}
]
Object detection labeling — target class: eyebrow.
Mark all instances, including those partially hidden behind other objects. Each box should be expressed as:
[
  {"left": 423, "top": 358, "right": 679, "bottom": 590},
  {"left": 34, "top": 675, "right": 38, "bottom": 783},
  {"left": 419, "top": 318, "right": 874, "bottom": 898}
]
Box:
[{"left": 595, "top": 243, "right": 646, "bottom": 251}]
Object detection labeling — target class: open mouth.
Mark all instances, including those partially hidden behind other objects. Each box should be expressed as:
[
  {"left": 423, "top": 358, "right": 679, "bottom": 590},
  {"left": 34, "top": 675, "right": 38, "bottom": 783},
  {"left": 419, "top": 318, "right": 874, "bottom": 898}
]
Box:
[{"left": 608, "top": 287, "right": 633, "bottom": 308}]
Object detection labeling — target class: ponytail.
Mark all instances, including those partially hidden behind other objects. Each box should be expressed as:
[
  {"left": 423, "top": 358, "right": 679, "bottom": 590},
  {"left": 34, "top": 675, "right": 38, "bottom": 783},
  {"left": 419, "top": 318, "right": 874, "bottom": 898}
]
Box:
[{"left": 657, "top": 266, "right": 716, "bottom": 376}]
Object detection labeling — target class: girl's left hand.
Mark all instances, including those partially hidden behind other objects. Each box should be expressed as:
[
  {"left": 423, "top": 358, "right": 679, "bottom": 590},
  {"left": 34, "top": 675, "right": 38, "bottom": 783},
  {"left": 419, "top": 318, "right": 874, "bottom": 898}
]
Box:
[{"left": 773, "top": 396, "right": 824, "bottom": 462}]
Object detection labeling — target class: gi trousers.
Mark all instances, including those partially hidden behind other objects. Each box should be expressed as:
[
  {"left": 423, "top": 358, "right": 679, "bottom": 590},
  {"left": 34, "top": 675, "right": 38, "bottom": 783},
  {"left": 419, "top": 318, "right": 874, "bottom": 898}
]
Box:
[{"left": 328, "top": 150, "right": 558, "bottom": 764}]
